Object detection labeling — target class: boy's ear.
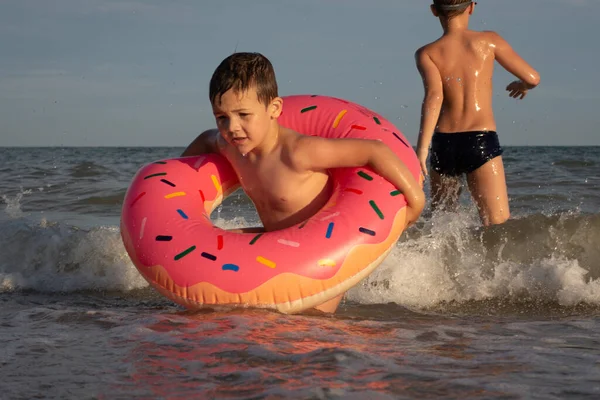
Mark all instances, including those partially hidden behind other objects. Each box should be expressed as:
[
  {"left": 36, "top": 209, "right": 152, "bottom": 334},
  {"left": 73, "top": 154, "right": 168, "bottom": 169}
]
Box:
[
  {"left": 269, "top": 97, "right": 283, "bottom": 119},
  {"left": 430, "top": 4, "right": 439, "bottom": 17},
  {"left": 468, "top": 2, "right": 475, "bottom": 15}
]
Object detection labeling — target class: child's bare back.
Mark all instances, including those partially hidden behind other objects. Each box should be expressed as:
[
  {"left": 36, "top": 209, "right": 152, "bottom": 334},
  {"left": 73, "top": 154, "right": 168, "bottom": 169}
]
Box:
[
  {"left": 417, "top": 30, "right": 499, "bottom": 133},
  {"left": 416, "top": 1, "right": 540, "bottom": 226},
  {"left": 418, "top": 29, "right": 539, "bottom": 133}
]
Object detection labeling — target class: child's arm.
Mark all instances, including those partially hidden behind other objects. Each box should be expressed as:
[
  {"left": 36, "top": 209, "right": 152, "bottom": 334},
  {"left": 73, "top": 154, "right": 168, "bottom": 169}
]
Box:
[
  {"left": 182, "top": 130, "right": 265, "bottom": 233},
  {"left": 415, "top": 47, "right": 443, "bottom": 177},
  {"left": 181, "top": 129, "right": 220, "bottom": 157},
  {"left": 293, "top": 137, "right": 426, "bottom": 227},
  {"left": 490, "top": 32, "right": 540, "bottom": 99}
]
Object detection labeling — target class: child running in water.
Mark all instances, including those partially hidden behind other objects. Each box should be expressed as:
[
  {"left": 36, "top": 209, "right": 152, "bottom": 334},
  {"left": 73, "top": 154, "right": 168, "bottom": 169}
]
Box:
[
  {"left": 415, "top": 0, "right": 540, "bottom": 226},
  {"left": 183, "top": 52, "right": 425, "bottom": 313}
]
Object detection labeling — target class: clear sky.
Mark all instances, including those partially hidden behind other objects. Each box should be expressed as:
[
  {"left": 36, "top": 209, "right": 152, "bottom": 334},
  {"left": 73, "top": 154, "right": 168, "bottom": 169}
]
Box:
[{"left": 1, "top": 0, "right": 598, "bottom": 147}]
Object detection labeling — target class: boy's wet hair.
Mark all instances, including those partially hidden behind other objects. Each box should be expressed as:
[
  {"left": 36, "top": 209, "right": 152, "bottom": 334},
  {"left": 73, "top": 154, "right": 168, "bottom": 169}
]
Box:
[
  {"left": 433, "top": 0, "right": 473, "bottom": 19},
  {"left": 209, "top": 52, "right": 278, "bottom": 107}
]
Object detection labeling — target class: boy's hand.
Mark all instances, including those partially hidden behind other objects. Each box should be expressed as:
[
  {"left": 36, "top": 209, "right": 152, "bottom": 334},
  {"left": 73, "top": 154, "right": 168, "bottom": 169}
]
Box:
[
  {"left": 181, "top": 129, "right": 219, "bottom": 157},
  {"left": 506, "top": 80, "right": 530, "bottom": 99},
  {"left": 404, "top": 190, "right": 426, "bottom": 228},
  {"left": 417, "top": 148, "right": 429, "bottom": 177}
]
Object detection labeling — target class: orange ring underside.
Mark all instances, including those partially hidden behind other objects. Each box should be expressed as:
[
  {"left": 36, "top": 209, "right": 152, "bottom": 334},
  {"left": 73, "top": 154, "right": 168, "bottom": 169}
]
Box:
[{"left": 126, "top": 207, "right": 407, "bottom": 314}]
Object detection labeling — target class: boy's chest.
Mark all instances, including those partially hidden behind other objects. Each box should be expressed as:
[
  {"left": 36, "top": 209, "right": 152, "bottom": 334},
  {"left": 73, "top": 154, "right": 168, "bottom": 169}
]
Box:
[
  {"left": 224, "top": 148, "right": 328, "bottom": 216},
  {"left": 236, "top": 164, "right": 302, "bottom": 211}
]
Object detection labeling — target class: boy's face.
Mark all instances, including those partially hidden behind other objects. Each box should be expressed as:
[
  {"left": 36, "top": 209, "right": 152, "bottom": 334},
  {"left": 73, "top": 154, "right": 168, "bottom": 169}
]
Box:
[{"left": 212, "top": 87, "right": 282, "bottom": 155}]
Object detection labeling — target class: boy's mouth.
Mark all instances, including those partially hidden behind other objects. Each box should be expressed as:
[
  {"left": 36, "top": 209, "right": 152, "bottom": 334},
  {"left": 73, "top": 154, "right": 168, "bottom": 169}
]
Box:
[{"left": 231, "top": 137, "right": 248, "bottom": 145}]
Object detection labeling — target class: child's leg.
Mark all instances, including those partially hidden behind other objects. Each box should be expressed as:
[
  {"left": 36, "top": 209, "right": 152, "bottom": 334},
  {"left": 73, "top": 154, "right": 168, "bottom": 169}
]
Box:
[
  {"left": 466, "top": 156, "right": 510, "bottom": 226},
  {"left": 430, "top": 171, "right": 462, "bottom": 212}
]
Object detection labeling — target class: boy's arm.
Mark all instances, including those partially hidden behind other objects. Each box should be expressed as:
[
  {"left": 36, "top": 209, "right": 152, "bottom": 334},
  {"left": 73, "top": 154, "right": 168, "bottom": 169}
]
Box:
[
  {"left": 415, "top": 48, "right": 443, "bottom": 177},
  {"left": 181, "top": 129, "right": 220, "bottom": 157},
  {"left": 293, "top": 137, "right": 425, "bottom": 227},
  {"left": 490, "top": 32, "right": 540, "bottom": 98},
  {"left": 182, "top": 130, "right": 265, "bottom": 233}
]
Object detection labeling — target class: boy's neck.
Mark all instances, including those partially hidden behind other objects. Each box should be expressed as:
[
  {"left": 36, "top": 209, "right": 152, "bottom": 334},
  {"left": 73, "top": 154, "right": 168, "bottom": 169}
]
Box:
[
  {"left": 439, "top": 15, "right": 470, "bottom": 34},
  {"left": 247, "top": 124, "right": 281, "bottom": 160}
]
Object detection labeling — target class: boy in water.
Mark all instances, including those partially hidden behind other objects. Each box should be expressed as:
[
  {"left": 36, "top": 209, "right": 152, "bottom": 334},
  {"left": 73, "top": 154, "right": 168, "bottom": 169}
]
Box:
[
  {"left": 182, "top": 52, "right": 425, "bottom": 313},
  {"left": 415, "top": 0, "right": 540, "bottom": 226}
]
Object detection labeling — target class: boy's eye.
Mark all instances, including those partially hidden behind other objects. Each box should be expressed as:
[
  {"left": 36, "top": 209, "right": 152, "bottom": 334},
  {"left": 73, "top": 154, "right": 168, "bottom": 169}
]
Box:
[{"left": 239, "top": 113, "right": 250, "bottom": 117}]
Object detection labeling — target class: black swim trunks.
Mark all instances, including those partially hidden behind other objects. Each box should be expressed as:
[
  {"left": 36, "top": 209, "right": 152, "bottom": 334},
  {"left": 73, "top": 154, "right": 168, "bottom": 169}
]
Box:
[{"left": 430, "top": 131, "right": 503, "bottom": 176}]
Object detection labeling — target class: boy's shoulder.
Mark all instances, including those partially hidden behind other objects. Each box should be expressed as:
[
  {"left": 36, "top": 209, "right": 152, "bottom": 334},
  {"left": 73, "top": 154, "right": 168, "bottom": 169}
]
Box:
[
  {"left": 414, "top": 40, "right": 442, "bottom": 67},
  {"left": 417, "top": 30, "right": 503, "bottom": 49},
  {"left": 415, "top": 40, "right": 439, "bottom": 57},
  {"left": 414, "top": 42, "right": 437, "bottom": 68},
  {"left": 415, "top": 30, "right": 506, "bottom": 61},
  {"left": 478, "top": 29, "right": 502, "bottom": 40},
  {"left": 471, "top": 29, "right": 506, "bottom": 47},
  {"left": 281, "top": 127, "right": 309, "bottom": 153},
  {"left": 277, "top": 127, "right": 317, "bottom": 171}
]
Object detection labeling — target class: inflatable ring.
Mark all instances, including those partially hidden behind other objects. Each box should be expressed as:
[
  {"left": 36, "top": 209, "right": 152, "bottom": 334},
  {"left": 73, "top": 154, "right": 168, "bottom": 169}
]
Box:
[{"left": 120, "top": 95, "right": 421, "bottom": 314}]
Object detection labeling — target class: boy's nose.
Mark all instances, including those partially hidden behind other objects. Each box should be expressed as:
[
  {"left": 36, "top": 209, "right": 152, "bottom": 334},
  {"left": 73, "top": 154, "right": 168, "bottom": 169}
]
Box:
[{"left": 227, "top": 118, "right": 241, "bottom": 133}]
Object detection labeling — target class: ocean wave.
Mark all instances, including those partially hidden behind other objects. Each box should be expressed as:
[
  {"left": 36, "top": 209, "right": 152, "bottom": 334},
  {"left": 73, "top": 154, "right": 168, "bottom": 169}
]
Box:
[
  {"left": 347, "top": 211, "right": 600, "bottom": 310},
  {"left": 1, "top": 209, "right": 599, "bottom": 315},
  {"left": 0, "top": 218, "right": 147, "bottom": 293}
]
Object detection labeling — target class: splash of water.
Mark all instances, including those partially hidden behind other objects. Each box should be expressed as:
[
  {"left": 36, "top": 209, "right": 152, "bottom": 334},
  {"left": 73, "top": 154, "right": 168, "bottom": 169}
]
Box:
[
  {"left": 1, "top": 188, "right": 33, "bottom": 218},
  {"left": 347, "top": 209, "right": 600, "bottom": 309}
]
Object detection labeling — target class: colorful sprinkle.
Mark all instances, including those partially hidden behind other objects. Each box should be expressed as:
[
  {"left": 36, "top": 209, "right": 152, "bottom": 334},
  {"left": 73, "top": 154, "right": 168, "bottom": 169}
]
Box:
[
  {"left": 144, "top": 172, "right": 167, "bottom": 179},
  {"left": 359, "top": 227, "right": 376, "bottom": 236},
  {"left": 326, "top": 222, "right": 335, "bottom": 239},
  {"left": 373, "top": 116, "right": 381, "bottom": 125},
  {"left": 256, "top": 256, "right": 276, "bottom": 269},
  {"left": 350, "top": 125, "right": 367, "bottom": 131},
  {"left": 217, "top": 235, "right": 224, "bottom": 250},
  {"left": 392, "top": 132, "right": 409, "bottom": 147},
  {"left": 310, "top": 95, "right": 318, "bottom": 98},
  {"left": 165, "top": 192, "right": 186, "bottom": 199},
  {"left": 390, "top": 190, "right": 401, "bottom": 197},
  {"left": 201, "top": 252, "right": 217, "bottom": 261},
  {"left": 277, "top": 239, "right": 300, "bottom": 248},
  {"left": 198, "top": 190, "right": 205, "bottom": 202},
  {"left": 358, "top": 171, "right": 373, "bottom": 181},
  {"left": 332, "top": 110, "right": 348, "bottom": 128},
  {"left": 249, "top": 233, "right": 263, "bottom": 245},
  {"left": 130, "top": 192, "right": 146, "bottom": 207},
  {"left": 156, "top": 235, "right": 173, "bottom": 241},
  {"left": 320, "top": 211, "right": 340, "bottom": 221},
  {"left": 344, "top": 188, "right": 363, "bottom": 195},
  {"left": 153, "top": 161, "right": 167, "bottom": 165},
  {"left": 318, "top": 259, "right": 337, "bottom": 267},
  {"left": 174, "top": 246, "right": 196, "bottom": 261},
  {"left": 301, "top": 105, "right": 317, "bottom": 113},
  {"left": 160, "top": 179, "right": 176, "bottom": 187},
  {"left": 211, "top": 175, "right": 221, "bottom": 193},
  {"left": 222, "top": 264, "right": 240, "bottom": 272},
  {"left": 177, "top": 209, "right": 188, "bottom": 219},
  {"left": 369, "top": 200, "right": 384, "bottom": 219},
  {"left": 139, "top": 217, "right": 147, "bottom": 239}
]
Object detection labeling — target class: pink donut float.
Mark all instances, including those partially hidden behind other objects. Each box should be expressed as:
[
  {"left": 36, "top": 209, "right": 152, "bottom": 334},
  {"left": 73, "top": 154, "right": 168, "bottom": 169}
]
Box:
[{"left": 120, "top": 95, "right": 421, "bottom": 314}]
